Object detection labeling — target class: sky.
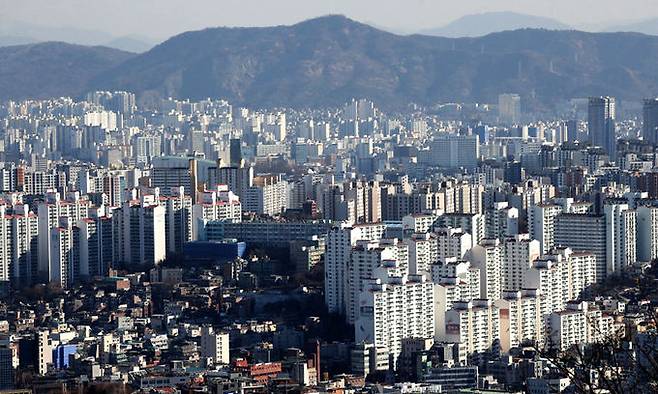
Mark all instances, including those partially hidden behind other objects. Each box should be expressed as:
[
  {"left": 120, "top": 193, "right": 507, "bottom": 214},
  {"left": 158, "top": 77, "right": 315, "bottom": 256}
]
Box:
[{"left": 1, "top": 0, "right": 658, "bottom": 39}]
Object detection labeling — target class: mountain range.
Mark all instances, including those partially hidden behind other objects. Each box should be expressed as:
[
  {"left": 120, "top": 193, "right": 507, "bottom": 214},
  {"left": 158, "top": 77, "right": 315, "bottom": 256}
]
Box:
[{"left": 4, "top": 15, "right": 658, "bottom": 109}]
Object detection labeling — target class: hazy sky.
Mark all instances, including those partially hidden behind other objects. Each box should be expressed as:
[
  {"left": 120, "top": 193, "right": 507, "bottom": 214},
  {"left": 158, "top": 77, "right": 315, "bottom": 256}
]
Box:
[{"left": 2, "top": 0, "right": 658, "bottom": 39}]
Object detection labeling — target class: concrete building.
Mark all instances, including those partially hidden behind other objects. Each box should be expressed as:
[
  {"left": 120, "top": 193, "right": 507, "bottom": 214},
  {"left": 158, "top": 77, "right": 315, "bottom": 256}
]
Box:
[
  {"left": 351, "top": 342, "right": 389, "bottom": 376},
  {"left": 191, "top": 187, "right": 242, "bottom": 240},
  {"left": 524, "top": 248, "right": 597, "bottom": 322},
  {"left": 636, "top": 205, "right": 658, "bottom": 261},
  {"left": 13, "top": 212, "right": 40, "bottom": 287},
  {"left": 347, "top": 240, "right": 401, "bottom": 324},
  {"left": 162, "top": 187, "right": 193, "bottom": 254},
  {"left": 118, "top": 197, "right": 166, "bottom": 266},
  {"left": 212, "top": 165, "right": 254, "bottom": 199},
  {"left": 432, "top": 260, "right": 481, "bottom": 341},
  {"left": 555, "top": 213, "right": 606, "bottom": 282},
  {"left": 429, "top": 135, "right": 479, "bottom": 169},
  {"left": 588, "top": 96, "right": 616, "bottom": 160},
  {"left": 643, "top": 98, "right": 658, "bottom": 145},
  {"left": 77, "top": 216, "right": 113, "bottom": 279},
  {"left": 498, "top": 94, "right": 521, "bottom": 124},
  {"left": 435, "top": 213, "right": 485, "bottom": 246},
  {"left": 402, "top": 214, "right": 439, "bottom": 235},
  {"left": 200, "top": 326, "right": 230, "bottom": 365},
  {"left": 49, "top": 221, "right": 77, "bottom": 289}
]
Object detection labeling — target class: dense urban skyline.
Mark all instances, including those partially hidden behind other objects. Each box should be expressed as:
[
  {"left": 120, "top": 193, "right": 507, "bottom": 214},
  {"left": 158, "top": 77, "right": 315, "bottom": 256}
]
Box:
[{"left": 2, "top": 2, "right": 658, "bottom": 393}]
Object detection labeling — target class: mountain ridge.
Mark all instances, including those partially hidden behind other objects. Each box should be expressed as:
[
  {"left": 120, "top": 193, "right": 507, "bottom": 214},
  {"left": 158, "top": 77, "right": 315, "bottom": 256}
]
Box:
[
  {"left": 3, "top": 15, "right": 658, "bottom": 109},
  {"left": 0, "top": 42, "right": 134, "bottom": 100}
]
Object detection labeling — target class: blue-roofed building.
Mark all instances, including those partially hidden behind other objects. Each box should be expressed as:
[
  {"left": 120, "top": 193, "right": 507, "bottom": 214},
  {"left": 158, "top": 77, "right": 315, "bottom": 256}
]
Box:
[
  {"left": 182, "top": 239, "right": 246, "bottom": 263},
  {"left": 53, "top": 344, "right": 77, "bottom": 369}
]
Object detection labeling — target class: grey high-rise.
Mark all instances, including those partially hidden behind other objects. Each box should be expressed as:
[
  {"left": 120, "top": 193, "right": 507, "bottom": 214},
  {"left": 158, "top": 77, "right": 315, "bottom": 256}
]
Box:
[
  {"left": 643, "top": 98, "right": 658, "bottom": 145},
  {"left": 588, "top": 96, "right": 616, "bottom": 160},
  {"left": 565, "top": 120, "right": 578, "bottom": 142},
  {"left": 229, "top": 138, "right": 242, "bottom": 167}
]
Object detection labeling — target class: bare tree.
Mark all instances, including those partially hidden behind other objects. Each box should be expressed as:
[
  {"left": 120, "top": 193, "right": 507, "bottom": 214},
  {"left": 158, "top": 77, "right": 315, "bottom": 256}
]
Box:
[{"left": 536, "top": 307, "right": 658, "bottom": 393}]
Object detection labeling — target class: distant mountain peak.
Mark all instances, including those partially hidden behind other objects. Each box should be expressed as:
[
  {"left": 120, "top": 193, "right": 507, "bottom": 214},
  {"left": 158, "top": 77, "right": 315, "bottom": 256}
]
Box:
[
  {"left": 421, "top": 11, "right": 571, "bottom": 37},
  {"left": 295, "top": 14, "right": 353, "bottom": 24},
  {"left": 290, "top": 14, "right": 382, "bottom": 33},
  {"left": 603, "top": 17, "right": 658, "bottom": 36}
]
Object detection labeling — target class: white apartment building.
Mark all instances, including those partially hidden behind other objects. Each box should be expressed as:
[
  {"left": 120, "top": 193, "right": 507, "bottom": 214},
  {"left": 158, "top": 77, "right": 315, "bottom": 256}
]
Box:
[
  {"left": 433, "top": 273, "right": 481, "bottom": 341},
  {"left": 524, "top": 247, "right": 597, "bottom": 322},
  {"left": 549, "top": 301, "right": 615, "bottom": 351},
  {"left": 23, "top": 171, "right": 57, "bottom": 196},
  {"left": 49, "top": 223, "right": 77, "bottom": 289},
  {"left": 10, "top": 205, "right": 39, "bottom": 287},
  {"left": 0, "top": 209, "right": 11, "bottom": 284},
  {"left": 345, "top": 180, "right": 382, "bottom": 224},
  {"left": 191, "top": 187, "right": 242, "bottom": 240},
  {"left": 444, "top": 299, "right": 500, "bottom": 360},
  {"left": 38, "top": 191, "right": 90, "bottom": 282},
  {"left": 243, "top": 175, "right": 288, "bottom": 216},
  {"left": 355, "top": 266, "right": 435, "bottom": 367},
  {"left": 466, "top": 239, "right": 503, "bottom": 301},
  {"left": 37, "top": 330, "right": 52, "bottom": 375},
  {"left": 435, "top": 213, "right": 485, "bottom": 246},
  {"left": 435, "top": 227, "right": 472, "bottom": 262},
  {"left": 324, "top": 223, "right": 386, "bottom": 316},
  {"left": 485, "top": 202, "right": 519, "bottom": 239},
  {"left": 604, "top": 203, "right": 636, "bottom": 276},
  {"left": 402, "top": 214, "right": 438, "bottom": 235},
  {"left": 502, "top": 234, "right": 540, "bottom": 292},
  {"left": 495, "top": 289, "right": 542, "bottom": 352},
  {"left": 347, "top": 240, "right": 399, "bottom": 324},
  {"left": 430, "top": 258, "right": 481, "bottom": 300},
  {"left": 405, "top": 233, "right": 438, "bottom": 275},
  {"left": 528, "top": 204, "right": 562, "bottom": 254},
  {"left": 454, "top": 183, "right": 484, "bottom": 215},
  {"left": 77, "top": 216, "right": 113, "bottom": 278}
]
